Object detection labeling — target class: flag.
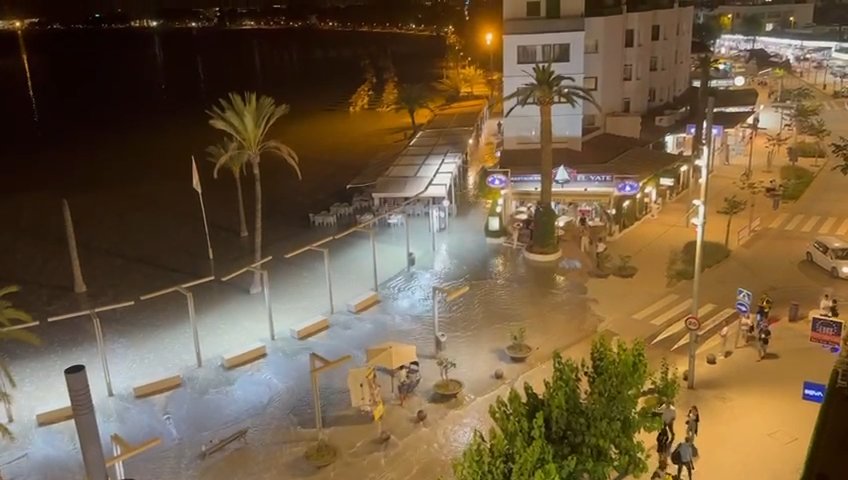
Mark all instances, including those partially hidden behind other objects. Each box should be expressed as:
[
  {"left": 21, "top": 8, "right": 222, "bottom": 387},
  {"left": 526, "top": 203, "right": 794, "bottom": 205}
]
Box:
[{"left": 191, "top": 156, "right": 202, "bottom": 193}]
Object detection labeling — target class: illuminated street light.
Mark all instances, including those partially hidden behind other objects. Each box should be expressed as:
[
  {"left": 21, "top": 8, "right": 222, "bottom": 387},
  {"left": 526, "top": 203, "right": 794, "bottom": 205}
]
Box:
[
  {"left": 139, "top": 276, "right": 215, "bottom": 367},
  {"left": 432, "top": 283, "right": 470, "bottom": 354},
  {"left": 485, "top": 31, "right": 495, "bottom": 74},
  {"left": 221, "top": 256, "right": 276, "bottom": 340},
  {"left": 48, "top": 301, "right": 137, "bottom": 397}
]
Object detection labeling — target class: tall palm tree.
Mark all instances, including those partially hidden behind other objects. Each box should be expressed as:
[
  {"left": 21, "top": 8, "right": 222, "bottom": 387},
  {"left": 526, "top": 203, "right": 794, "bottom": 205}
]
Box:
[
  {"left": 1, "top": 286, "right": 39, "bottom": 440},
  {"left": 208, "top": 92, "right": 301, "bottom": 293},
  {"left": 207, "top": 138, "right": 250, "bottom": 238},
  {"left": 395, "top": 84, "right": 432, "bottom": 131},
  {"left": 503, "top": 63, "right": 599, "bottom": 254}
]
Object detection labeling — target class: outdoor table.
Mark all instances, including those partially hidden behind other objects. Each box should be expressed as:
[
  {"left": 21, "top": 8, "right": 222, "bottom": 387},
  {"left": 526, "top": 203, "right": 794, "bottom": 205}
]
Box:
[{"left": 514, "top": 213, "right": 528, "bottom": 221}]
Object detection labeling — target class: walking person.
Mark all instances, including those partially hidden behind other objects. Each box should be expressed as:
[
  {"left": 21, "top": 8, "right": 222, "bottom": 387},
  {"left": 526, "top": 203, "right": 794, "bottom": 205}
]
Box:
[
  {"left": 719, "top": 320, "right": 731, "bottom": 357},
  {"left": 672, "top": 437, "right": 696, "bottom": 480},
  {"left": 656, "top": 424, "right": 671, "bottom": 462},
  {"left": 758, "top": 325, "right": 772, "bottom": 361},
  {"left": 831, "top": 298, "right": 840, "bottom": 318},
  {"left": 595, "top": 237, "right": 607, "bottom": 268},
  {"left": 686, "top": 406, "right": 700, "bottom": 438},
  {"left": 661, "top": 403, "right": 677, "bottom": 442},
  {"left": 820, "top": 294, "right": 831, "bottom": 314}
]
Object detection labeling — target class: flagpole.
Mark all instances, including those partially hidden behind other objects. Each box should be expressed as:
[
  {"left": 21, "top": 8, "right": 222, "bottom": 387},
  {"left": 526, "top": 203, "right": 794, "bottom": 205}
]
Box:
[{"left": 192, "top": 156, "right": 214, "bottom": 262}]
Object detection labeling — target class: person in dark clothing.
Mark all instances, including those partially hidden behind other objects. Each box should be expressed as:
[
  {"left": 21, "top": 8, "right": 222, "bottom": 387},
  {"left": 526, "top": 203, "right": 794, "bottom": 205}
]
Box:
[
  {"left": 657, "top": 425, "right": 671, "bottom": 460},
  {"left": 686, "top": 406, "right": 700, "bottom": 437}
]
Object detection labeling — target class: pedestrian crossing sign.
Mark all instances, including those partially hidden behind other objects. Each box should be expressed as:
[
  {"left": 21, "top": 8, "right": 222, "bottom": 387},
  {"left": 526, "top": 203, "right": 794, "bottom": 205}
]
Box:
[{"left": 737, "top": 288, "right": 752, "bottom": 306}]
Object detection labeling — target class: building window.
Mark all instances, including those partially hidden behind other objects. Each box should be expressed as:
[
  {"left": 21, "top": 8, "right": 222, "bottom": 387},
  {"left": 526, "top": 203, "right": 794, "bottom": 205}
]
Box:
[
  {"left": 526, "top": 1, "right": 541, "bottom": 17},
  {"left": 517, "top": 43, "right": 570, "bottom": 64},
  {"left": 648, "top": 87, "right": 656, "bottom": 102},
  {"left": 651, "top": 25, "right": 660, "bottom": 41},
  {"left": 622, "top": 98, "right": 631, "bottom": 113},
  {"left": 545, "top": 0, "right": 560, "bottom": 19},
  {"left": 583, "top": 76, "right": 598, "bottom": 91},
  {"left": 585, "top": 39, "right": 599, "bottom": 54},
  {"left": 623, "top": 64, "right": 633, "bottom": 81},
  {"left": 625, "top": 29, "right": 634, "bottom": 48},
  {"left": 650, "top": 56, "right": 658, "bottom": 72}
]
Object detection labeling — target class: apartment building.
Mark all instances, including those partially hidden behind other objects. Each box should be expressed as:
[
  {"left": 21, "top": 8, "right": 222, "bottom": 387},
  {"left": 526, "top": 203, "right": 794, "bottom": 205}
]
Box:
[
  {"left": 697, "top": 0, "right": 815, "bottom": 31},
  {"left": 502, "top": 0, "right": 694, "bottom": 150}
]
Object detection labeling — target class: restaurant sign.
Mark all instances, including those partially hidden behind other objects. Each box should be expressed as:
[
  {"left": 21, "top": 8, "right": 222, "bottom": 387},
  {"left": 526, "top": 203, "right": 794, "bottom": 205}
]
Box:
[
  {"left": 485, "top": 172, "right": 510, "bottom": 189},
  {"left": 659, "top": 177, "right": 676, "bottom": 187},
  {"left": 511, "top": 168, "right": 614, "bottom": 188},
  {"left": 615, "top": 177, "right": 641, "bottom": 195}
]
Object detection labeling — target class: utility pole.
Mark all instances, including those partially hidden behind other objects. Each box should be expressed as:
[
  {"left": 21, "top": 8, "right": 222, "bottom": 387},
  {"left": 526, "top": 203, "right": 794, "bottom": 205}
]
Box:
[
  {"left": 688, "top": 96, "right": 715, "bottom": 390},
  {"left": 746, "top": 114, "right": 760, "bottom": 178}
]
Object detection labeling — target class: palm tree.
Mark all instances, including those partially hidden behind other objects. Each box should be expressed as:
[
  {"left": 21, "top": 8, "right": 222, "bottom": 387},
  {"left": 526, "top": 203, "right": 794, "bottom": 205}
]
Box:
[
  {"left": 830, "top": 136, "right": 848, "bottom": 176},
  {"left": 208, "top": 92, "right": 302, "bottom": 293},
  {"left": 395, "top": 84, "right": 432, "bottom": 131},
  {"left": 1, "top": 286, "right": 39, "bottom": 440},
  {"left": 207, "top": 138, "right": 249, "bottom": 238},
  {"left": 503, "top": 63, "right": 599, "bottom": 254},
  {"left": 764, "top": 132, "right": 788, "bottom": 171}
]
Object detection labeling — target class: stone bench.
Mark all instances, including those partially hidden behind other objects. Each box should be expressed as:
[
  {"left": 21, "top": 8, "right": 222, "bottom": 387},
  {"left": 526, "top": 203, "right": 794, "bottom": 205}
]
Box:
[
  {"left": 222, "top": 343, "right": 267, "bottom": 369},
  {"left": 133, "top": 374, "right": 183, "bottom": 399},
  {"left": 346, "top": 291, "right": 379, "bottom": 314},
  {"left": 290, "top": 315, "right": 329, "bottom": 340},
  {"left": 36, "top": 405, "right": 73, "bottom": 427}
]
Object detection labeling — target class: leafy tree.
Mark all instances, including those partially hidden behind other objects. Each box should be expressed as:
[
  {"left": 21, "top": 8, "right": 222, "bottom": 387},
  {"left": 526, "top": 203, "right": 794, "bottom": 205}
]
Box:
[
  {"left": 208, "top": 92, "right": 302, "bottom": 293},
  {"left": 738, "top": 14, "right": 764, "bottom": 46},
  {"left": 693, "top": 15, "right": 721, "bottom": 46},
  {"left": 454, "top": 338, "right": 679, "bottom": 480},
  {"left": 349, "top": 59, "right": 377, "bottom": 112},
  {"left": 831, "top": 136, "right": 848, "bottom": 176},
  {"left": 436, "top": 66, "right": 487, "bottom": 102},
  {"left": 735, "top": 174, "right": 765, "bottom": 234},
  {"left": 1, "top": 286, "right": 39, "bottom": 440},
  {"left": 377, "top": 61, "right": 399, "bottom": 112},
  {"left": 394, "top": 83, "right": 432, "bottom": 131},
  {"left": 207, "top": 138, "right": 249, "bottom": 238},
  {"left": 784, "top": 102, "right": 822, "bottom": 146},
  {"left": 717, "top": 195, "right": 748, "bottom": 247},
  {"left": 503, "top": 63, "right": 599, "bottom": 254},
  {"left": 764, "top": 132, "right": 788, "bottom": 171}
]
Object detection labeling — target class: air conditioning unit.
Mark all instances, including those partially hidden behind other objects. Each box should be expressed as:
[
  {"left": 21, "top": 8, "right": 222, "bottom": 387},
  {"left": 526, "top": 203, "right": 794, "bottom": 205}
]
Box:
[{"left": 655, "top": 115, "right": 675, "bottom": 127}]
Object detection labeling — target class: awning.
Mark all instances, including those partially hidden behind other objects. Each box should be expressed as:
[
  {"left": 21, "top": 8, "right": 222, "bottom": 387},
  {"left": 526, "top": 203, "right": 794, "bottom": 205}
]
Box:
[{"left": 366, "top": 342, "right": 418, "bottom": 369}]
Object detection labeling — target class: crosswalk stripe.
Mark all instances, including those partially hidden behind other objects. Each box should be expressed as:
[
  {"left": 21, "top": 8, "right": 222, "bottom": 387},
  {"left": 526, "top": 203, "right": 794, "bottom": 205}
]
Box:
[
  {"left": 819, "top": 217, "right": 837, "bottom": 234},
  {"left": 671, "top": 308, "right": 736, "bottom": 351},
  {"left": 696, "top": 335, "right": 723, "bottom": 354},
  {"left": 651, "top": 304, "right": 717, "bottom": 344},
  {"left": 769, "top": 213, "right": 788, "bottom": 229},
  {"left": 649, "top": 299, "right": 694, "bottom": 326},
  {"left": 801, "top": 216, "right": 821, "bottom": 232},
  {"left": 837, "top": 219, "right": 848, "bottom": 236},
  {"left": 633, "top": 294, "right": 679, "bottom": 321},
  {"left": 784, "top": 214, "right": 805, "bottom": 230}
]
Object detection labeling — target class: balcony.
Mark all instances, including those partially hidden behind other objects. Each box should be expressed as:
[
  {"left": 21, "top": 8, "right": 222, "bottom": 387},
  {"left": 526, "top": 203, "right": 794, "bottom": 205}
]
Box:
[{"left": 504, "top": 16, "right": 585, "bottom": 35}]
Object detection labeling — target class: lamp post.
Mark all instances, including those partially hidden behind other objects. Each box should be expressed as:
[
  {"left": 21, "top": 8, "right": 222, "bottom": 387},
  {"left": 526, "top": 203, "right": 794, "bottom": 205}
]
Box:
[
  {"left": 221, "top": 256, "right": 276, "bottom": 340},
  {"left": 284, "top": 238, "right": 335, "bottom": 314},
  {"left": 745, "top": 114, "right": 761, "bottom": 178},
  {"left": 687, "top": 96, "right": 716, "bottom": 390},
  {"left": 432, "top": 283, "right": 469, "bottom": 354},
  {"left": 139, "top": 276, "right": 215, "bottom": 367},
  {"left": 48, "top": 301, "right": 137, "bottom": 397}
]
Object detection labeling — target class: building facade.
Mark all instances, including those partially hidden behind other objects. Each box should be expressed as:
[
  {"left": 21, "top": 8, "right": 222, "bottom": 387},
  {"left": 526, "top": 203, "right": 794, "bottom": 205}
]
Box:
[
  {"left": 502, "top": 0, "right": 694, "bottom": 150},
  {"left": 698, "top": 0, "right": 815, "bottom": 31}
]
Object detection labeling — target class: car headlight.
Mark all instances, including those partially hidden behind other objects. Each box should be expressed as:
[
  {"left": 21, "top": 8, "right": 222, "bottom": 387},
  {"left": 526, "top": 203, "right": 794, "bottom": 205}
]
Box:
[{"left": 842, "top": 266, "right": 848, "bottom": 273}]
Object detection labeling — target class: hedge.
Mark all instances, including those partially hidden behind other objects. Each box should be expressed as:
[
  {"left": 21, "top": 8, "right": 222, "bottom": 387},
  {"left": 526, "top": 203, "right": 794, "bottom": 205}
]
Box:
[
  {"left": 666, "top": 240, "right": 730, "bottom": 285},
  {"left": 780, "top": 165, "right": 815, "bottom": 201}
]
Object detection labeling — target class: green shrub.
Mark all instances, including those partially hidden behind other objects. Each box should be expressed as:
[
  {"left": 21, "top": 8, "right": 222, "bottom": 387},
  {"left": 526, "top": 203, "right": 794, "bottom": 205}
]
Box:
[
  {"left": 780, "top": 165, "right": 814, "bottom": 201},
  {"left": 667, "top": 241, "right": 730, "bottom": 285},
  {"left": 794, "top": 141, "right": 825, "bottom": 158}
]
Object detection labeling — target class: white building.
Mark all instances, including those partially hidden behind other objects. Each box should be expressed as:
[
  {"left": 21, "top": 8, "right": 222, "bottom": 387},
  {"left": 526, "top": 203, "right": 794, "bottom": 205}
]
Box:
[
  {"left": 701, "top": 1, "right": 815, "bottom": 32},
  {"left": 502, "top": 0, "right": 694, "bottom": 150}
]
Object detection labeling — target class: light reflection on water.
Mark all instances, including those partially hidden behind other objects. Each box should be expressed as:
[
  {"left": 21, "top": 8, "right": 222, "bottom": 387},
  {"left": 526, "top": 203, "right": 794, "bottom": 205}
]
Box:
[{"left": 17, "top": 30, "right": 38, "bottom": 123}]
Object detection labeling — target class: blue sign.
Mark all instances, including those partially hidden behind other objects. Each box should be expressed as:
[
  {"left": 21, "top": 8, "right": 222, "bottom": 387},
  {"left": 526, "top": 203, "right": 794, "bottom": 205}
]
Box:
[
  {"left": 486, "top": 173, "right": 509, "bottom": 189},
  {"left": 802, "top": 381, "right": 827, "bottom": 404},
  {"left": 736, "top": 288, "right": 752, "bottom": 306},
  {"left": 735, "top": 301, "right": 750, "bottom": 315},
  {"left": 615, "top": 179, "right": 640, "bottom": 195}
]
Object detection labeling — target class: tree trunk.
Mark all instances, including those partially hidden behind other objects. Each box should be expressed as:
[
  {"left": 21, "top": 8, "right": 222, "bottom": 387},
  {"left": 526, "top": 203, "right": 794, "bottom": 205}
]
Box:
[
  {"left": 539, "top": 102, "right": 553, "bottom": 208},
  {"left": 725, "top": 215, "right": 732, "bottom": 248},
  {"left": 234, "top": 172, "right": 248, "bottom": 238},
  {"left": 250, "top": 159, "right": 262, "bottom": 294},
  {"left": 408, "top": 108, "right": 417, "bottom": 131}
]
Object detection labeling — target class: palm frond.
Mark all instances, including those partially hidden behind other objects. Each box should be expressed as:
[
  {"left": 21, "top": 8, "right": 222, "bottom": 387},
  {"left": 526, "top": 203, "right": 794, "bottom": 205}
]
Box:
[
  {"left": 262, "top": 140, "right": 303, "bottom": 179},
  {"left": 206, "top": 138, "right": 248, "bottom": 179},
  {"left": 503, "top": 63, "right": 599, "bottom": 116}
]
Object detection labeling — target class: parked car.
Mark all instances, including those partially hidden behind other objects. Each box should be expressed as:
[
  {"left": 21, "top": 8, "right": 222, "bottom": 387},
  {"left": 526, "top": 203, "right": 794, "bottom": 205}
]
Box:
[{"left": 806, "top": 236, "right": 848, "bottom": 279}]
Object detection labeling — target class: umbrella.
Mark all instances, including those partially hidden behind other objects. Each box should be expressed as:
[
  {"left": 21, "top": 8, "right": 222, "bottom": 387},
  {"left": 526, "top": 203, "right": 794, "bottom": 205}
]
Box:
[{"left": 366, "top": 342, "right": 417, "bottom": 369}]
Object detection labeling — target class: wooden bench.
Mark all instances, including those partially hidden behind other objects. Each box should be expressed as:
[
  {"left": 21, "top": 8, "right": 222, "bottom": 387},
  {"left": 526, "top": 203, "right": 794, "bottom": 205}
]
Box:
[
  {"left": 133, "top": 375, "right": 183, "bottom": 399},
  {"left": 346, "top": 291, "right": 379, "bottom": 314},
  {"left": 290, "top": 315, "right": 330, "bottom": 340},
  {"left": 36, "top": 406, "right": 73, "bottom": 427},
  {"left": 222, "top": 343, "right": 267, "bottom": 369}
]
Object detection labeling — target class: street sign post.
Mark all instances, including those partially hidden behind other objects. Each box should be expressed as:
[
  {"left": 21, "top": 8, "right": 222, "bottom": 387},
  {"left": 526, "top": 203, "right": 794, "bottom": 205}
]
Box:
[
  {"left": 736, "top": 288, "right": 753, "bottom": 305},
  {"left": 810, "top": 316, "right": 844, "bottom": 349},
  {"left": 735, "top": 301, "right": 750, "bottom": 315},
  {"left": 685, "top": 315, "right": 701, "bottom": 331},
  {"left": 802, "top": 381, "right": 827, "bottom": 404}
]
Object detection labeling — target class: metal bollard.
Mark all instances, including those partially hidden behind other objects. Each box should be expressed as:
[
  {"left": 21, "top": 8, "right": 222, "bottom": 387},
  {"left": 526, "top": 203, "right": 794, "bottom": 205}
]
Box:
[
  {"left": 436, "top": 332, "right": 447, "bottom": 353},
  {"left": 789, "top": 302, "right": 800, "bottom": 322}
]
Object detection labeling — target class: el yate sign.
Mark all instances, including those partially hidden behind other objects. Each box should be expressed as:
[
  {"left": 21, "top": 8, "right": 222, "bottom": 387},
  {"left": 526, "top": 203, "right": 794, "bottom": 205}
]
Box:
[{"left": 511, "top": 167, "right": 614, "bottom": 186}]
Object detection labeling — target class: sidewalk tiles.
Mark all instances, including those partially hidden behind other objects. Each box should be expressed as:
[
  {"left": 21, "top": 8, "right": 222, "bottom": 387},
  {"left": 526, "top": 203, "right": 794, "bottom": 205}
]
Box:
[{"left": 767, "top": 213, "right": 848, "bottom": 235}]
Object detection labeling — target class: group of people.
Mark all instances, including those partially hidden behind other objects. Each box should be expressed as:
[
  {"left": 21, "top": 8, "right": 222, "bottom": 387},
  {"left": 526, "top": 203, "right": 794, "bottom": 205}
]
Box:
[
  {"left": 653, "top": 404, "right": 700, "bottom": 480},
  {"left": 395, "top": 361, "right": 421, "bottom": 406},
  {"left": 740, "top": 293, "right": 774, "bottom": 360},
  {"left": 819, "top": 294, "right": 840, "bottom": 318}
]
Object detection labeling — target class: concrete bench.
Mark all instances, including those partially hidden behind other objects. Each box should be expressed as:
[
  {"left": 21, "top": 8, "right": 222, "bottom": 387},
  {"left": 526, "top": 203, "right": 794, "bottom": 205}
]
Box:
[
  {"left": 36, "top": 405, "right": 73, "bottom": 427},
  {"left": 346, "top": 291, "right": 379, "bottom": 314},
  {"left": 222, "top": 343, "right": 267, "bottom": 369},
  {"left": 133, "top": 374, "right": 183, "bottom": 399},
  {"left": 290, "top": 315, "right": 330, "bottom": 340}
]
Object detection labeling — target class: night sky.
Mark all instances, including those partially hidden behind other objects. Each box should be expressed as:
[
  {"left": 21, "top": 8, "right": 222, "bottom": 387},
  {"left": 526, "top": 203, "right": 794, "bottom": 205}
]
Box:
[{"left": 0, "top": 0, "right": 325, "bottom": 18}]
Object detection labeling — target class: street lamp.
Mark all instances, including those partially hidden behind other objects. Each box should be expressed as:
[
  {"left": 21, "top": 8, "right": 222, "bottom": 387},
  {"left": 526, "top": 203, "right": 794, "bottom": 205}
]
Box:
[
  {"left": 284, "top": 238, "right": 335, "bottom": 315},
  {"left": 139, "top": 276, "right": 215, "bottom": 367},
  {"left": 485, "top": 32, "right": 494, "bottom": 73},
  {"left": 432, "top": 283, "right": 469, "bottom": 354},
  {"left": 47, "top": 301, "right": 137, "bottom": 397},
  {"left": 221, "top": 256, "right": 276, "bottom": 340}
]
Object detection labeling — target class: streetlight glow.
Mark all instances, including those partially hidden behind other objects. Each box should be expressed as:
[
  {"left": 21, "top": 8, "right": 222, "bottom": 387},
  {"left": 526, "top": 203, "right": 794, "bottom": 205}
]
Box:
[{"left": 485, "top": 32, "right": 493, "bottom": 46}]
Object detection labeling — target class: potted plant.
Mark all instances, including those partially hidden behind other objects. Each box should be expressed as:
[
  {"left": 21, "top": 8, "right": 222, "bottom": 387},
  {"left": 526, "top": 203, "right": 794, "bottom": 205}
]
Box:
[
  {"left": 612, "top": 254, "right": 638, "bottom": 279},
  {"left": 304, "top": 438, "right": 337, "bottom": 468},
  {"left": 589, "top": 251, "right": 612, "bottom": 279},
  {"left": 433, "top": 356, "right": 463, "bottom": 398},
  {"left": 505, "top": 327, "right": 532, "bottom": 362}
]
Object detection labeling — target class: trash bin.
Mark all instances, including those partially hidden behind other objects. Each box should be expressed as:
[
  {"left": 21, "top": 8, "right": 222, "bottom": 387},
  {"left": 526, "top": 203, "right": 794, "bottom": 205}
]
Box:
[
  {"left": 436, "top": 332, "right": 447, "bottom": 352},
  {"left": 407, "top": 252, "right": 416, "bottom": 268},
  {"left": 789, "top": 301, "right": 800, "bottom": 322}
]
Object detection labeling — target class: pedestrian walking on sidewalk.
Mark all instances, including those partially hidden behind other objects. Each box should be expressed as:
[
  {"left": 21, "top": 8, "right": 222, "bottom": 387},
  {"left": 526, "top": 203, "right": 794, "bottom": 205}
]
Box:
[
  {"left": 686, "top": 406, "right": 700, "bottom": 438},
  {"left": 661, "top": 404, "right": 677, "bottom": 441},
  {"left": 820, "top": 294, "right": 831, "bottom": 313},
  {"left": 758, "top": 325, "right": 772, "bottom": 360},
  {"left": 657, "top": 424, "right": 671, "bottom": 460},
  {"left": 671, "top": 437, "right": 695, "bottom": 480},
  {"left": 595, "top": 238, "right": 607, "bottom": 267},
  {"left": 719, "top": 320, "right": 731, "bottom": 357},
  {"left": 831, "top": 299, "right": 840, "bottom": 318}
]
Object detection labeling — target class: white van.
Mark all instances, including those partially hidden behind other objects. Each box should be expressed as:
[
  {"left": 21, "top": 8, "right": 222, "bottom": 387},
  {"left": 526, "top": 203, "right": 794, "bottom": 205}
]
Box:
[{"left": 806, "top": 236, "right": 848, "bottom": 279}]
